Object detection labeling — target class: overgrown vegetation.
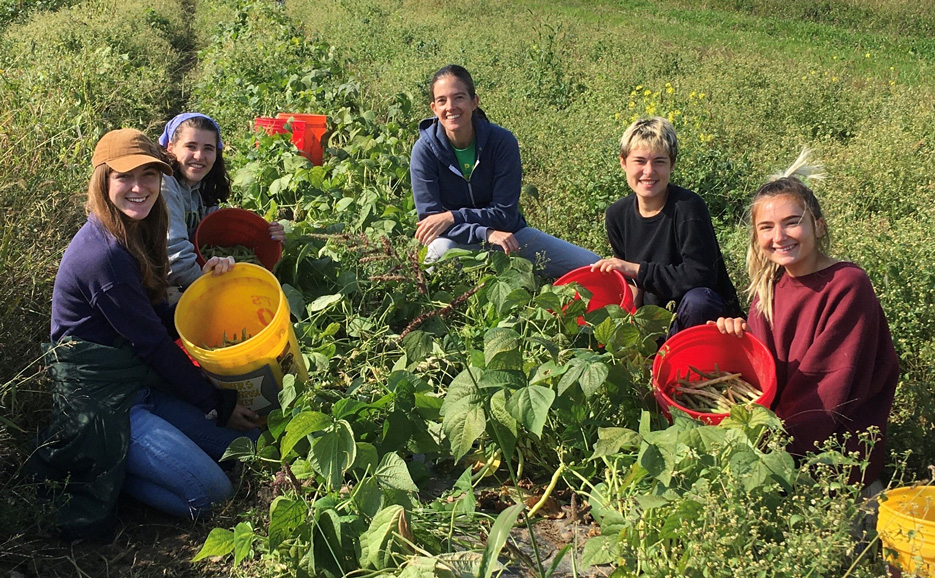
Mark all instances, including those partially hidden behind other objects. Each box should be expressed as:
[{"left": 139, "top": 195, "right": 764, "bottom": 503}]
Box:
[{"left": 2, "top": 0, "right": 933, "bottom": 575}]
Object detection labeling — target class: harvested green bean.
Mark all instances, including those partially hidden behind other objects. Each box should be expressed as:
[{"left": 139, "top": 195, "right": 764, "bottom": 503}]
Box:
[
  {"left": 200, "top": 244, "right": 262, "bottom": 265},
  {"left": 202, "top": 328, "right": 253, "bottom": 350},
  {"left": 668, "top": 366, "right": 762, "bottom": 414}
]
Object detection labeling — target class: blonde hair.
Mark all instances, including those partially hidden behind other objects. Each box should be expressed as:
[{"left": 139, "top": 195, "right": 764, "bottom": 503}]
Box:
[
  {"left": 746, "top": 148, "right": 829, "bottom": 323},
  {"left": 86, "top": 164, "right": 170, "bottom": 303},
  {"left": 619, "top": 116, "right": 678, "bottom": 164}
]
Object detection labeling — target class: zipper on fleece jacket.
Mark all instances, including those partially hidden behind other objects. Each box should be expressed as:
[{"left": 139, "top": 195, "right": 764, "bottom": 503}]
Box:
[{"left": 446, "top": 155, "right": 481, "bottom": 207}]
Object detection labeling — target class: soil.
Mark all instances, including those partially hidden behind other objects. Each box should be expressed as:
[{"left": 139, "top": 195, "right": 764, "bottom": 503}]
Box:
[{"left": 0, "top": 496, "right": 235, "bottom": 578}]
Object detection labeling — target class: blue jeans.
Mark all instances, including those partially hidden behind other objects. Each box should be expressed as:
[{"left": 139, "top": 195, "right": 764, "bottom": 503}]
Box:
[
  {"left": 426, "top": 226, "right": 600, "bottom": 278},
  {"left": 122, "top": 389, "right": 260, "bottom": 519},
  {"left": 669, "top": 287, "right": 728, "bottom": 337}
]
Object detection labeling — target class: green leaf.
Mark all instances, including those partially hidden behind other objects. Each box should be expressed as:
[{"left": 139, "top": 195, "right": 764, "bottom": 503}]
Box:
[
  {"left": 308, "top": 293, "right": 343, "bottom": 313},
  {"left": 489, "top": 250, "right": 512, "bottom": 274},
  {"left": 398, "top": 556, "right": 439, "bottom": 578},
  {"left": 282, "top": 283, "right": 306, "bottom": 320},
  {"left": 233, "top": 522, "right": 255, "bottom": 566},
  {"left": 478, "top": 369, "right": 527, "bottom": 390},
  {"left": 635, "top": 494, "right": 670, "bottom": 511},
  {"left": 578, "top": 359, "right": 609, "bottom": 398},
  {"left": 359, "top": 505, "right": 406, "bottom": 570},
  {"left": 592, "top": 427, "right": 642, "bottom": 458},
  {"left": 529, "top": 361, "right": 569, "bottom": 385},
  {"left": 354, "top": 476, "right": 384, "bottom": 519},
  {"left": 376, "top": 452, "right": 420, "bottom": 492},
  {"left": 269, "top": 496, "right": 306, "bottom": 550},
  {"left": 220, "top": 436, "right": 255, "bottom": 462},
  {"left": 281, "top": 410, "right": 332, "bottom": 458},
  {"left": 485, "top": 281, "right": 512, "bottom": 312},
  {"left": 479, "top": 503, "right": 523, "bottom": 578},
  {"left": 310, "top": 419, "right": 357, "bottom": 490},
  {"left": 488, "top": 390, "right": 518, "bottom": 460},
  {"left": 278, "top": 380, "right": 298, "bottom": 411},
  {"left": 332, "top": 398, "right": 367, "bottom": 420},
  {"left": 440, "top": 367, "right": 482, "bottom": 417},
  {"left": 352, "top": 442, "right": 379, "bottom": 474},
  {"left": 484, "top": 327, "right": 523, "bottom": 370},
  {"left": 496, "top": 288, "right": 531, "bottom": 315},
  {"left": 659, "top": 499, "right": 703, "bottom": 540},
  {"left": 442, "top": 397, "right": 487, "bottom": 462},
  {"left": 450, "top": 468, "right": 477, "bottom": 518},
  {"left": 556, "top": 362, "right": 585, "bottom": 397},
  {"left": 401, "top": 330, "right": 434, "bottom": 364},
  {"left": 533, "top": 291, "right": 563, "bottom": 312},
  {"left": 192, "top": 527, "right": 234, "bottom": 562},
  {"left": 581, "top": 535, "right": 620, "bottom": 569},
  {"left": 506, "top": 385, "right": 555, "bottom": 437}
]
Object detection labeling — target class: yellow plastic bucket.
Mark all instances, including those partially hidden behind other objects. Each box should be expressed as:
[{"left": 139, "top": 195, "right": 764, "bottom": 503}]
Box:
[
  {"left": 877, "top": 486, "right": 935, "bottom": 576},
  {"left": 175, "top": 263, "right": 307, "bottom": 415}
]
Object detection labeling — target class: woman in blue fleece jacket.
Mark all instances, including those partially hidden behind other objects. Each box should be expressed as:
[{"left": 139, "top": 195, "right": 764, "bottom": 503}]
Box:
[{"left": 410, "top": 64, "right": 599, "bottom": 277}]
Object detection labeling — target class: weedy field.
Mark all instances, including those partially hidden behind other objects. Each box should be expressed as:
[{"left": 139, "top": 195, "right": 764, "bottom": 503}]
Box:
[{"left": 1, "top": 0, "right": 934, "bottom": 576}]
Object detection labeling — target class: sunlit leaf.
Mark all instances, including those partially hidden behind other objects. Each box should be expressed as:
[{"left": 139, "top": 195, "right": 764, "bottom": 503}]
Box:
[
  {"left": 268, "top": 496, "right": 306, "bottom": 550},
  {"left": 233, "top": 522, "right": 255, "bottom": 566},
  {"left": 192, "top": 528, "right": 234, "bottom": 562},
  {"left": 592, "top": 427, "right": 641, "bottom": 458},
  {"left": 308, "top": 293, "right": 343, "bottom": 312},
  {"left": 506, "top": 385, "right": 555, "bottom": 437},
  {"left": 280, "top": 410, "right": 332, "bottom": 458},
  {"left": 376, "top": 452, "right": 419, "bottom": 492},
  {"left": 310, "top": 419, "right": 357, "bottom": 490},
  {"left": 359, "top": 505, "right": 406, "bottom": 570}
]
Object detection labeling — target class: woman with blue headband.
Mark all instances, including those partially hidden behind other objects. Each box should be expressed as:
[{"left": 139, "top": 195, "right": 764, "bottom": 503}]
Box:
[{"left": 159, "top": 113, "right": 285, "bottom": 297}]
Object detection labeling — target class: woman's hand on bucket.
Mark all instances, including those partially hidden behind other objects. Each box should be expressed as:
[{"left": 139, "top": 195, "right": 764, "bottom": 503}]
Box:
[
  {"left": 202, "top": 255, "right": 235, "bottom": 276},
  {"left": 709, "top": 317, "right": 747, "bottom": 338},
  {"left": 268, "top": 221, "right": 286, "bottom": 242},
  {"left": 227, "top": 404, "right": 262, "bottom": 431}
]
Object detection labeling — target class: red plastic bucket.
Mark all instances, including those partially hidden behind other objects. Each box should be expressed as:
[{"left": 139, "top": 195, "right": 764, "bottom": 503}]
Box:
[
  {"left": 276, "top": 113, "right": 328, "bottom": 165},
  {"left": 554, "top": 266, "right": 636, "bottom": 324},
  {"left": 193, "top": 208, "right": 282, "bottom": 271},
  {"left": 254, "top": 116, "right": 307, "bottom": 159},
  {"left": 651, "top": 324, "right": 777, "bottom": 425}
]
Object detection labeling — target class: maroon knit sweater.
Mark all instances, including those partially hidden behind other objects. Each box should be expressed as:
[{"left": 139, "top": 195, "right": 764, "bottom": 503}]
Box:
[{"left": 748, "top": 262, "right": 899, "bottom": 483}]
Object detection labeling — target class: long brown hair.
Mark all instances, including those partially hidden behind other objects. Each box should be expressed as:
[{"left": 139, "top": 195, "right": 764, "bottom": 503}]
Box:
[{"left": 86, "top": 164, "right": 170, "bottom": 303}]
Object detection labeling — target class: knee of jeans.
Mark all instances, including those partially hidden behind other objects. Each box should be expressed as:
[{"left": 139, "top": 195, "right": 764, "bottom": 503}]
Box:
[
  {"left": 676, "top": 287, "right": 725, "bottom": 321},
  {"left": 425, "top": 237, "right": 456, "bottom": 263},
  {"left": 190, "top": 472, "right": 233, "bottom": 515}
]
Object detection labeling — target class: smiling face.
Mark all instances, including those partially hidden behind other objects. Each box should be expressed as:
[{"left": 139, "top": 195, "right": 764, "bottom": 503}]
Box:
[
  {"left": 430, "top": 74, "right": 479, "bottom": 148},
  {"left": 621, "top": 147, "right": 672, "bottom": 215},
  {"left": 108, "top": 164, "right": 162, "bottom": 221},
  {"left": 166, "top": 125, "right": 218, "bottom": 185},
  {"left": 753, "top": 194, "right": 826, "bottom": 277}
]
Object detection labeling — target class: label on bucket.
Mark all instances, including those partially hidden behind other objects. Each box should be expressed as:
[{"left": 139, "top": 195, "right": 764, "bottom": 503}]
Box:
[{"left": 208, "top": 365, "right": 279, "bottom": 416}]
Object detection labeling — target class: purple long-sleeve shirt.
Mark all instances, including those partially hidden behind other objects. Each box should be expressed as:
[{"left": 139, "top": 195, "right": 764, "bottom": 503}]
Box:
[{"left": 51, "top": 215, "right": 224, "bottom": 415}]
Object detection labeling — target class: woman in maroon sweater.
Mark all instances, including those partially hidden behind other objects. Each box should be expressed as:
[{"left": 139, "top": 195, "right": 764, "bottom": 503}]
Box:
[{"left": 716, "top": 149, "right": 898, "bottom": 486}]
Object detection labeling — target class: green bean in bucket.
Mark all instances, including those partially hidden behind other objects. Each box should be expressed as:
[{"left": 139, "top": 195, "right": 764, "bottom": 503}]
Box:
[
  {"left": 203, "top": 328, "right": 253, "bottom": 351},
  {"left": 668, "top": 364, "right": 762, "bottom": 413},
  {"left": 199, "top": 244, "right": 263, "bottom": 266}
]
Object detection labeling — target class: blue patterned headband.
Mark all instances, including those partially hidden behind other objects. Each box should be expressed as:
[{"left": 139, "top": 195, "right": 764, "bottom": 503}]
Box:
[{"left": 158, "top": 112, "right": 224, "bottom": 150}]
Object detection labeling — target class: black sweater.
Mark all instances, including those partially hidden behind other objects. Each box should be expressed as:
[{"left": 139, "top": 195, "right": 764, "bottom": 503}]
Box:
[{"left": 605, "top": 184, "right": 740, "bottom": 314}]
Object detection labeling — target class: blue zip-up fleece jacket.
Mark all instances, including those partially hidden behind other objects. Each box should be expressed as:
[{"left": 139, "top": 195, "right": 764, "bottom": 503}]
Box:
[{"left": 410, "top": 115, "right": 527, "bottom": 245}]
